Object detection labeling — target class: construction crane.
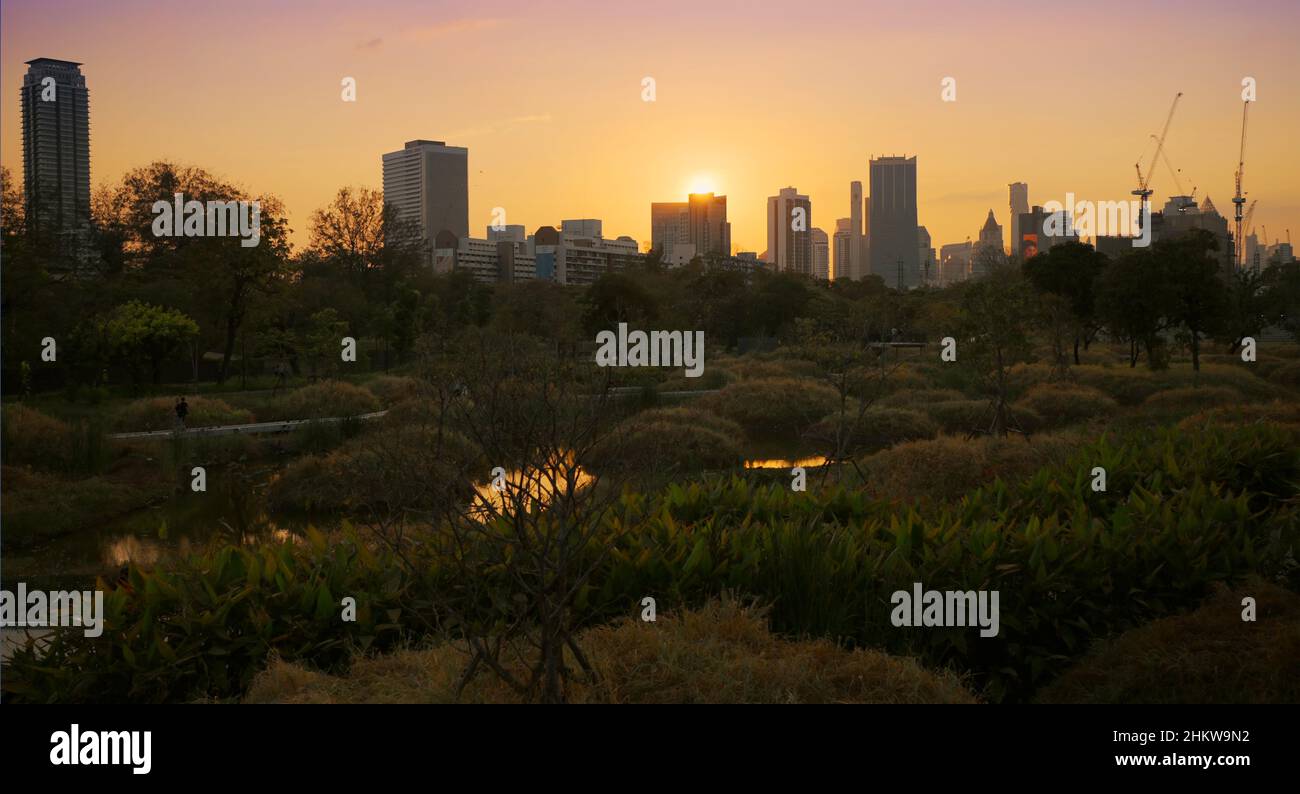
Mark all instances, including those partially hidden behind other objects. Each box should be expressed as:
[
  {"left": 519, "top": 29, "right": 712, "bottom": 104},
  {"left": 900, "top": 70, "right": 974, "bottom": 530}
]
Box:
[
  {"left": 1152, "top": 134, "right": 1196, "bottom": 211},
  {"left": 1233, "top": 100, "right": 1250, "bottom": 267},
  {"left": 1134, "top": 92, "right": 1183, "bottom": 231}
]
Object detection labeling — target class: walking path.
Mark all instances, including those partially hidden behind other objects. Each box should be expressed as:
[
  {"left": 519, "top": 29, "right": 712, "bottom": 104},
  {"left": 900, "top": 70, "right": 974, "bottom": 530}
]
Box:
[{"left": 107, "top": 411, "right": 389, "bottom": 440}]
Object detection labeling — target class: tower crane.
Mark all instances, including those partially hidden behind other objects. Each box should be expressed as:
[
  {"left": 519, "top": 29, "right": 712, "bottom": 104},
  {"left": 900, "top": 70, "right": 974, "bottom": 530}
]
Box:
[
  {"left": 1134, "top": 93, "right": 1182, "bottom": 231},
  {"left": 1232, "top": 100, "right": 1250, "bottom": 267}
]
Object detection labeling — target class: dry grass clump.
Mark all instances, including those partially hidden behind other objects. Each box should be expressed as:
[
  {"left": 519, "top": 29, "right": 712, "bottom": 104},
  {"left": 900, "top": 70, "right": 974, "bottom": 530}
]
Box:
[
  {"left": 245, "top": 599, "right": 977, "bottom": 704},
  {"left": 269, "top": 380, "right": 380, "bottom": 420},
  {"left": 697, "top": 377, "right": 841, "bottom": 437},
  {"left": 1013, "top": 383, "right": 1117, "bottom": 428},
  {"left": 876, "top": 388, "right": 966, "bottom": 408},
  {"left": 1036, "top": 580, "right": 1300, "bottom": 704},
  {"left": 111, "top": 396, "right": 253, "bottom": 432},
  {"left": 921, "top": 399, "right": 1043, "bottom": 435},
  {"left": 805, "top": 407, "right": 938, "bottom": 456},
  {"left": 1269, "top": 360, "right": 1300, "bottom": 389},
  {"left": 1137, "top": 386, "right": 1242, "bottom": 423},
  {"left": 1176, "top": 400, "right": 1300, "bottom": 431},
  {"left": 267, "top": 425, "right": 483, "bottom": 513},
  {"left": 862, "top": 433, "right": 1078, "bottom": 503},
  {"left": 365, "top": 376, "right": 421, "bottom": 407},
  {"left": 589, "top": 407, "right": 746, "bottom": 473}
]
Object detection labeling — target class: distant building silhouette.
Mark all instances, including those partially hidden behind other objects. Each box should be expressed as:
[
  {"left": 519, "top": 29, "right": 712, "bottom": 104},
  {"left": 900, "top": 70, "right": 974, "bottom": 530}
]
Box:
[
  {"left": 939, "top": 240, "right": 973, "bottom": 286},
  {"left": 382, "top": 139, "right": 468, "bottom": 266},
  {"left": 21, "top": 58, "right": 92, "bottom": 265},
  {"left": 1017, "top": 205, "right": 1076, "bottom": 260},
  {"left": 767, "top": 186, "right": 812, "bottom": 275},
  {"left": 869, "top": 156, "right": 920, "bottom": 289},
  {"left": 846, "top": 180, "right": 865, "bottom": 280},
  {"left": 833, "top": 218, "right": 853, "bottom": 281},
  {"left": 1008, "top": 182, "right": 1029, "bottom": 258},
  {"left": 917, "top": 226, "right": 936, "bottom": 286},
  {"left": 810, "top": 227, "right": 829, "bottom": 280},
  {"left": 650, "top": 193, "right": 730, "bottom": 263}
]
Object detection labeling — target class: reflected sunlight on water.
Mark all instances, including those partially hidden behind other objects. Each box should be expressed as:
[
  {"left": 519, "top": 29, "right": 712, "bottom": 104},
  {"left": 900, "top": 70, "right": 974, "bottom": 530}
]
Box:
[{"left": 744, "top": 456, "right": 828, "bottom": 469}]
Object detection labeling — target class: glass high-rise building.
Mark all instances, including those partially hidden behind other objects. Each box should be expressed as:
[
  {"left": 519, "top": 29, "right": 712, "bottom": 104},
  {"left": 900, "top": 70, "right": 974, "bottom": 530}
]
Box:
[
  {"left": 868, "top": 156, "right": 919, "bottom": 289},
  {"left": 20, "top": 58, "right": 92, "bottom": 259}
]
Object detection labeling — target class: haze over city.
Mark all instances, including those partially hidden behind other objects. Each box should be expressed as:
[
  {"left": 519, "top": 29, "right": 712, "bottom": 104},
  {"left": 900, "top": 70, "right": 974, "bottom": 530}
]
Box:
[{"left": 3, "top": 0, "right": 1298, "bottom": 258}]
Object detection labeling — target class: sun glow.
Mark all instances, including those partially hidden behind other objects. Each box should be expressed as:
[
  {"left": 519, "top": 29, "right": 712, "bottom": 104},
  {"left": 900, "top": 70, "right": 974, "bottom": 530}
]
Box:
[{"left": 687, "top": 174, "right": 718, "bottom": 195}]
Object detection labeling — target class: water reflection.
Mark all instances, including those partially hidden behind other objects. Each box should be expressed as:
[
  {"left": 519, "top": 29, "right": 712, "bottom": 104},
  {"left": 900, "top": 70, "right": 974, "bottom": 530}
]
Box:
[
  {"left": 471, "top": 454, "right": 594, "bottom": 518},
  {"left": 744, "top": 456, "right": 828, "bottom": 469}
]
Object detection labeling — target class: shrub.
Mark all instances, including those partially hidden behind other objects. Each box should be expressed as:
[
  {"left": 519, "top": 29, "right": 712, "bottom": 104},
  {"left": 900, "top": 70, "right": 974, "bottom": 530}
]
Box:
[
  {"left": 2, "top": 530, "right": 416, "bottom": 703},
  {"left": 1269, "top": 360, "right": 1300, "bottom": 389},
  {"left": 269, "top": 380, "right": 380, "bottom": 421},
  {"left": 1176, "top": 400, "right": 1300, "bottom": 430},
  {"left": 1005, "top": 362, "right": 1055, "bottom": 399},
  {"left": 922, "top": 400, "right": 1043, "bottom": 435},
  {"left": 1036, "top": 581, "right": 1300, "bottom": 704},
  {"left": 112, "top": 396, "right": 253, "bottom": 432},
  {"left": 876, "top": 388, "right": 966, "bottom": 408},
  {"left": 1138, "top": 386, "right": 1241, "bottom": 423},
  {"left": 1072, "top": 365, "right": 1161, "bottom": 405},
  {"left": 267, "top": 425, "right": 483, "bottom": 513},
  {"left": 725, "top": 358, "right": 822, "bottom": 381},
  {"left": 805, "top": 407, "right": 938, "bottom": 456},
  {"left": 365, "top": 376, "right": 420, "bottom": 407},
  {"left": 861, "top": 433, "right": 1076, "bottom": 503},
  {"left": 589, "top": 407, "right": 745, "bottom": 473},
  {"left": 1, "top": 469, "right": 170, "bottom": 548},
  {"left": 2, "top": 404, "right": 71, "bottom": 468},
  {"left": 697, "top": 377, "right": 841, "bottom": 438},
  {"left": 1013, "top": 383, "right": 1117, "bottom": 428},
  {"left": 246, "top": 598, "right": 976, "bottom": 704}
]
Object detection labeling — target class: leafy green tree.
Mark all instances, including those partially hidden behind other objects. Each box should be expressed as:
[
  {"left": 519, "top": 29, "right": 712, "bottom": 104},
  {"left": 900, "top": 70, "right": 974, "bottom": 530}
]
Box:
[
  {"left": 1022, "top": 241, "right": 1107, "bottom": 364},
  {"left": 100, "top": 301, "right": 199, "bottom": 385},
  {"left": 1096, "top": 248, "right": 1174, "bottom": 368},
  {"left": 581, "top": 272, "right": 660, "bottom": 335},
  {"left": 958, "top": 265, "right": 1036, "bottom": 436},
  {"left": 1160, "top": 229, "right": 1229, "bottom": 373}
]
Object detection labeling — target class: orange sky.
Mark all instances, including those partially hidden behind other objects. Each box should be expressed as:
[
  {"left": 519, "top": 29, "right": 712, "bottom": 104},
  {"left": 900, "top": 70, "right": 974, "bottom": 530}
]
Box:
[{"left": 3, "top": 0, "right": 1298, "bottom": 266}]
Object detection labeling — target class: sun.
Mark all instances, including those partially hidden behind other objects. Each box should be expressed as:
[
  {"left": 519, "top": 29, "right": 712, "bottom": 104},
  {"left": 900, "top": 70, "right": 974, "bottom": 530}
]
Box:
[{"left": 686, "top": 174, "right": 718, "bottom": 195}]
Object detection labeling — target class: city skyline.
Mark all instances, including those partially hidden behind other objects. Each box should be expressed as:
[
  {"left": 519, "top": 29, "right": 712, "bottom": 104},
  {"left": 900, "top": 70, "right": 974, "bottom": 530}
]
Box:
[{"left": 3, "top": 0, "right": 1299, "bottom": 258}]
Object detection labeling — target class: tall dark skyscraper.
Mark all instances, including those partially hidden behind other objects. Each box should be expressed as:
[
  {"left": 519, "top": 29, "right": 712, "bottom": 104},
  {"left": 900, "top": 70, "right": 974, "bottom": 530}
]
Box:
[
  {"left": 868, "top": 155, "right": 919, "bottom": 289},
  {"left": 20, "top": 58, "right": 92, "bottom": 257}
]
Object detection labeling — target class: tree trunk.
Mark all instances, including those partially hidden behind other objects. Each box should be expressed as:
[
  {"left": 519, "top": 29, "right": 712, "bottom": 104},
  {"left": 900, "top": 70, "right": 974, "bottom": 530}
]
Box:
[
  {"left": 1073, "top": 336, "right": 1081, "bottom": 365},
  {"left": 1190, "top": 329, "right": 1201, "bottom": 372}
]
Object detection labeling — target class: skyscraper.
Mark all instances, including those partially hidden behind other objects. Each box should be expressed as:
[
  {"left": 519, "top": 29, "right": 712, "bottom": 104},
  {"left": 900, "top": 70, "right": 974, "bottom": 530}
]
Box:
[
  {"left": 833, "top": 218, "right": 853, "bottom": 281},
  {"left": 650, "top": 193, "right": 729, "bottom": 263},
  {"left": 767, "top": 187, "right": 812, "bottom": 275},
  {"left": 868, "top": 156, "right": 920, "bottom": 289},
  {"left": 978, "top": 210, "right": 1003, "bottom": 253},
  {"left": 20, "top": 58, "right": 91, "bottom": 260},
  {"left": 1008, "top": 182, "right": 1029, "bottom": 258},
  {"left": 810, "top": 227, "right": 829, "bottom": 281},
  {"left": 917, "top": 226, "right": 936, "bottom": 286},
  {"left": 382, "top": 139, "right": 468, "bottom": 266},
  {"left": 847, "top": 180, "right": 865, "bottom": 281}
]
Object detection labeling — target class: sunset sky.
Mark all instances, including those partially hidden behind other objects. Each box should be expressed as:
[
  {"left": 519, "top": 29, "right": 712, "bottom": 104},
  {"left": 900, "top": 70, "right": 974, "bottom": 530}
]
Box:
[{"left": 3, "top": 0, "right": 1298, "bottom": 263}]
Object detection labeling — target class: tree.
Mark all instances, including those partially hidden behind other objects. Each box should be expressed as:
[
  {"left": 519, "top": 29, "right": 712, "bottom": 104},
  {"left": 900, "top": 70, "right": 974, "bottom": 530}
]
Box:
[
  {"left": 581, "top": 272, "right": 660, "bottom": 335},
  {"left": 100, "top": 301, "right": 199, "bottom": 385},
  {"left": 958, "top": 265, "right": 1036, "bottom": 436},
  {"left": 1160, "top": 229, "right": 1229, "bottom": 373},
  {"left": 1096, "top": 248, "right": 1173, "bottom": 368},
  {"left": 1022, "top": 241, "right": 1107, "bottom": 364}
]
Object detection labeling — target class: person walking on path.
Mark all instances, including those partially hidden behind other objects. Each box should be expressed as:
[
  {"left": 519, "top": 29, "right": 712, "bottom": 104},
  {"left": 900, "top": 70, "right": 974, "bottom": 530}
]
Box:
[{"left": 174, "top": 396, "right": 189, "bottom": 431}]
